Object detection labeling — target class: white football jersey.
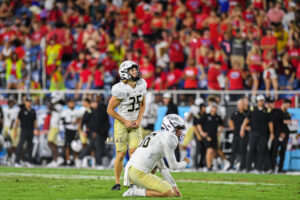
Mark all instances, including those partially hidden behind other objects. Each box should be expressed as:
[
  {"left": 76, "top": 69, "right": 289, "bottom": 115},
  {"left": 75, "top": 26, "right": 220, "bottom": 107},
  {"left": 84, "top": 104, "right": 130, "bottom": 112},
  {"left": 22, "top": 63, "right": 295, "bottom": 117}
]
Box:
[
  {"left": 3, "top": 106, "right": 20, "bottom": 128},
  {"left": 61, "top": 107, "right": 81, "bottom": 130},
  {"left": 111, "top": 78, "right": 147, "bottom": 121},
  {"left": 129, "top": 130, "right": 187, "bottom": 173}
]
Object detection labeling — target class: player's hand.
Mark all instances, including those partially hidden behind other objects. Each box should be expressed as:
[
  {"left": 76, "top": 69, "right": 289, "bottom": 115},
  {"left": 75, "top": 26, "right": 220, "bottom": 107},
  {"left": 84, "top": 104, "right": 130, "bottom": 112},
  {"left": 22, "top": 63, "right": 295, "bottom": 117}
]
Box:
[
  {"left": 207, "top": 137, "right": 212, "bottom": 142},
  {"left": 124, "top": 120, "right": 134, "bottom": 130},
  {"left": 201, "top": 132, "right": 208, "bottom": 138},
  {"left": 183, "top": 157, "right": 190, "bottom": 165},
  {"left": 173, "top": 187, "right": 182, "bottom": 197},
  {"left": 240, "top": 129, "right": 245, "bottom": 138},
  {"left": 270, "top": 133, "right": 275, "bottom": 141},
  {"left": 92, "top": 132, "right": 97, "bottom": 139},
  {"left": 132, "top": 120, "right": 140, "bottom": 129},
  {"left": 196, "top": 134, "right": 202, "bottom": 141},
  {"left": 34, "top": 129, "right": 39, "bottom": 135},
  {"left": 280, "top": 133, "right": 285, "bottom": 140}
]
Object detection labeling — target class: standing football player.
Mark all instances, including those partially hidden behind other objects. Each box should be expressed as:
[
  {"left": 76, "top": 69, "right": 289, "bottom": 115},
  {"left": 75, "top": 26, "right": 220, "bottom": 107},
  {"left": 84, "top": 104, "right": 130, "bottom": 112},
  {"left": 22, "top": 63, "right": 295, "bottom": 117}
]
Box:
[
  {"left": 107, "top": 60, "right": 147, "bottom": 191},
  {"left": 122, "top": 114, "right": 189, "bottom": 197}
]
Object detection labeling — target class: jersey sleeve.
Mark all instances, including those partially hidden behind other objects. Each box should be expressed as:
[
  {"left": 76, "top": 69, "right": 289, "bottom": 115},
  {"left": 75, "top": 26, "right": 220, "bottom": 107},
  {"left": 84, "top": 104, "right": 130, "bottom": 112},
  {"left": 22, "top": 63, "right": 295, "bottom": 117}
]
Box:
[
  {"left": 111, "top": 84, "right": 125, "bottom": 99},
  {"left": 141, "top": 79, "right": 147, "bottom": 95},
  {"left": 161, "top": 135, "right": 187, "bottom": 170},
  {"left": 156, "top": 159, "right": 177, "bottom": 187}
]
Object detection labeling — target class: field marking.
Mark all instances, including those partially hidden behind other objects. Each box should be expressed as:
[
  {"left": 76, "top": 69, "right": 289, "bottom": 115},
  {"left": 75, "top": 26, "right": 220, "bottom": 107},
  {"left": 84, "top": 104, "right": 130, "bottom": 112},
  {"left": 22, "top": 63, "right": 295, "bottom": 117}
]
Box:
[
  {"left": 0, "top": 172, "right": 116, "bottom": 180},
  {"left": 0, "top": 172, "right": 284, "bottom": 186},
  {"left": 177, "top": 179, "right": 283, "bottom": 186}
]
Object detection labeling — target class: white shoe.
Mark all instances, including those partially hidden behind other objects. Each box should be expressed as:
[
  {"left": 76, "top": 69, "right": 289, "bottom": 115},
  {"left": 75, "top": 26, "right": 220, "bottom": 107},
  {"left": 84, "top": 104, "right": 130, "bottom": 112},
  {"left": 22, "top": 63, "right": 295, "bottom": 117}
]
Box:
[
  {"left": 66, "top": 160, "right": 71, "bottom": 166},
  {"left": 75, "top": 159, "right": 81, "bottom": 168},
  {"left": 122, "top": 188, "right": 134, "bottom": 197},
  {"left": 223, "top": 160, "right": 231, "bottom": 171},
  {"left": 47, "top": 161, "right": 58, "bottom": 168},
  {"left": 14, "top": 163, "right": 22, "bottom": 168},
  {"left": 25, "top": 162, "right": 34, "bottom": 168},
  {"left": 56, "top": 157, "right": 64, "bottom": 166}
]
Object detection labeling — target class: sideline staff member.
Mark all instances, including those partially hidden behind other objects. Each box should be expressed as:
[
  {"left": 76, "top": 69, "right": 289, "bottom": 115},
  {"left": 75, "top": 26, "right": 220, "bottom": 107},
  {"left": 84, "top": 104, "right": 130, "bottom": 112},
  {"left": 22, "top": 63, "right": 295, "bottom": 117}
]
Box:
[
  {"left": 14, "top": 97, "right": 38, "bottom": 167},
  {"left": 240, "top": 95, "right": 274, "bottom": 172}
]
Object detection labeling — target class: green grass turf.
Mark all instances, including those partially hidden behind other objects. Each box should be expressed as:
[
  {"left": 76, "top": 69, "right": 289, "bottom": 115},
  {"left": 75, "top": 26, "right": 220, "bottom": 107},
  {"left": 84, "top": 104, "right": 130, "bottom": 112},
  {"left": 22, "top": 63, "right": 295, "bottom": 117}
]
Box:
[{"left": 0, "top": 166, "right": 299, "bottom": 200}]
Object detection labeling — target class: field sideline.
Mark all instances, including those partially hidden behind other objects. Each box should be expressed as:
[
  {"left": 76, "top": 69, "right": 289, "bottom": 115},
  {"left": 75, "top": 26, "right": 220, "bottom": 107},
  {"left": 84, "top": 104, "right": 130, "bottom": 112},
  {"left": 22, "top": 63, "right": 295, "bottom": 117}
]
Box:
[{"left": 0, "top": 166, "right": 299, "bottom": 200}]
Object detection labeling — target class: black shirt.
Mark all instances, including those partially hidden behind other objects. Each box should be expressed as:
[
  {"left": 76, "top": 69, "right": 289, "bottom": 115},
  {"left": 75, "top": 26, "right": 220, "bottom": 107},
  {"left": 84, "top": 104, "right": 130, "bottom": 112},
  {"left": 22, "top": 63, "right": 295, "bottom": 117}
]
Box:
[
  {"left": 230, "top": 110, "right": 247, "bottom": 137},
  {"left": 95, "top": 102, "right": 110, "bottom": 137},
  {"left": 282, "top": 110, "right": 291, "bottom": 134},
  {"left": 246, "top": 106, "right": 271, "bottom": 134},
  {"left": 269, "top": 108, "right": 283, "bottom": 135},
  {"left": 81, "top": 108, "right": 98, "bottom": 135},
  {"left": 199, "top": 113, "right": 223, "bottom": 138},
  {"left": 18, "top": 107, "right": 36, "bottom": 130},
  {"left": 166, "top": 101, "right": 178, "bottom": 115}
]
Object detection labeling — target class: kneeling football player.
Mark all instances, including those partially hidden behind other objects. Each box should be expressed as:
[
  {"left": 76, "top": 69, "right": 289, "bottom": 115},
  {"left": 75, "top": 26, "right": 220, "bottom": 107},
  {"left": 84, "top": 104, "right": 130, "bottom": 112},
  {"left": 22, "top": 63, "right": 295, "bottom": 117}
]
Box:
[{"left": 122, "top": 114, "right": 190, "bottom": 197}]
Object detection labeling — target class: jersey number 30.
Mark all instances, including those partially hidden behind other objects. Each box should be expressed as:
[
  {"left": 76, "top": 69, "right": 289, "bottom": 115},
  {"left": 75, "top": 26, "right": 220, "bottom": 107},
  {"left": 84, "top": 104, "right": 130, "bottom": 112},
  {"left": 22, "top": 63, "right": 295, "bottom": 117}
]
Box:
[
  {"left": 139, "top": 132, "right": 157, "bottom": 148},
  {"left": 128, "top": 95, "right": 142, "bottom": 112}
]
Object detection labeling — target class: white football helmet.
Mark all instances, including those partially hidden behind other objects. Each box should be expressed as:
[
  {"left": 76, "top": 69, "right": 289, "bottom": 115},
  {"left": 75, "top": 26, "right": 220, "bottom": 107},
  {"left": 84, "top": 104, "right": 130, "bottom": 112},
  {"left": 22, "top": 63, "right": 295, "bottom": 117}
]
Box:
[
  {"left": 118, "top": 60, "right": 141, "bottom": 81},
  {"left": 161, "top": 114, "right": 187, "bottom": 141},
  {"left": 71, "top": 140, "right": 83, "bottom": 153}
]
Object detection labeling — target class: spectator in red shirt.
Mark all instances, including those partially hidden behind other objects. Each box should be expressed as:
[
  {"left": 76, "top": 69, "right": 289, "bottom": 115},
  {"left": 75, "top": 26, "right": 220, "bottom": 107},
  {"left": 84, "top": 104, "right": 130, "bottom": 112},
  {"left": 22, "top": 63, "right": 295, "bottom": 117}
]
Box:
[
  {"left": 263, "top": 51, "right": 279, "bottom": 99},
  {"left": 166, "top": 62, "right": 182, "bottom": 89},
  {"left": 140, "top": 56, "right": 155, "bottom": 89},
  {"left": 78, "top": 63, "right": 93, "bottom": 90},
  {"left": 65, "top": 51, "right": 86, "bottom": 82},
  {"left": 260, "top": 28, "right": 277, "bottom": 59},
  {"left": 101, "top": 52, "right": 117, "bottom": 74},
  {"left": 287, "top": 40, "right": 300, "bottom": 69},
  {"left": 93, "top": 64, "right": 105, "bottom": 89},
  {"left": 153, "top": 66, "right": 166, "bottom": 91},
  {"left": 182, "top": 59, "right": 198, "bottom": 89},
  {"left": 207, "top": 61, "right": 222, "bottom": 90},
  {"left": 246, "top": 44, "right": 262, "bottom": 97},
  {"left": 226, "top": 60, "right": 244, "bottom": 90},
  {"left": 168, "top": 32, "right": 185, "bottom": 70}
]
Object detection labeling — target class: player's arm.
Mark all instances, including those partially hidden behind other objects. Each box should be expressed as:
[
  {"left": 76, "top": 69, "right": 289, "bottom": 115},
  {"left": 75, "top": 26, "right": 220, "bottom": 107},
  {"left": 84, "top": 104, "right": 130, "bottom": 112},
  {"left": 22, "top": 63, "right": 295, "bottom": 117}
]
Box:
[
  {"left": 133, "top": 95, "right": 146, "bottom": 128},
  {"left": 240, "top": 118, "right": 249, "bottom": 138},
  {"left": 156, "top": 159, "right": 182, "bottom": 197},
  {"left": 193, "top": 125, "right": 202, "bottom": 141},
  {"left": 162, "top": 139, "right": 189, "bottom": 170},
  {"left": 107, "top": 96, "right": 134, "bottom": 129},
  {"left": 13, "top": 118, "right": 20, "bottom": 138}
]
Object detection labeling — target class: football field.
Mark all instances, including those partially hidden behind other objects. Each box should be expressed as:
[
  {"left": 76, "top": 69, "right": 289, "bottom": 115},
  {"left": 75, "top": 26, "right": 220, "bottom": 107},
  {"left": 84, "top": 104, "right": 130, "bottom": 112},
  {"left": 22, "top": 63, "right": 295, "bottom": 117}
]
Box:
[{"left": 0, "top": 166, "right": 299, "bottom": 200}]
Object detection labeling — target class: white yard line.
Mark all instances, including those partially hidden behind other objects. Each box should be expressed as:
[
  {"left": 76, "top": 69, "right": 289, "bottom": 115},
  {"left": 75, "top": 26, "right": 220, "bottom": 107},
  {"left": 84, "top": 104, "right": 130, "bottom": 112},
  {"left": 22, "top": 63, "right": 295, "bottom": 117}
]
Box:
[
  {"left": 0, "top": 172, "right": 284, "bottom": 186},
  {"left": 177, "top": 179, "right": 283, "bottom": 186}
]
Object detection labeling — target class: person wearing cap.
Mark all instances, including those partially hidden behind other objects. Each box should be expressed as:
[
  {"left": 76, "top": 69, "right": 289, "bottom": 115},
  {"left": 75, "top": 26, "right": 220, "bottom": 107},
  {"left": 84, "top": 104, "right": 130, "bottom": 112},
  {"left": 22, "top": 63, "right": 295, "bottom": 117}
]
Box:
[
  {"left": 198, "top": 103, "right": 224, "bottom": 171},
  {"left": 227, "top": 98, "right": 248, "bottom": 171},
  {"left": 2, "top": 98, "right": 20, "bottom": 165},
  {"left": 270, "top": 99, "right": 292, "bottom": 173},
  {"left": 193, "top": 103, "right": 207, "bottom": 170},
  {"left": 14, "top": 97, "right": 38, "bottom": 167},
  {"left": 240, "top": 95, "right": 274, "bottom": 173},
  {"left": 60, "top": 98, "right": 81, "bottom": 166}
]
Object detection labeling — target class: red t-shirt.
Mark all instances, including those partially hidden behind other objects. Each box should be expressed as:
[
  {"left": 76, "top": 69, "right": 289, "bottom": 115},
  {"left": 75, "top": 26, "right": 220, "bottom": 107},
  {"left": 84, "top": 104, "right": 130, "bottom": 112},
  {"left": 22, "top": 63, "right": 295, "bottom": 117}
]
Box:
[
  {"left": 183, "top": 66, "right": 198, "bottom": 89},
  {"left": 166, "top": 69, "right": 182, "bottom": 87},
  {"left": 102, "top": 57, "right": 117, "bottom": 73},
  {"left": 69, "top": 60, "right": 84, "bottom": 73},
  {"left": 169, "top": 40, "right": 184, "bottom": 63},
  {"left": 31, "top": 30, "right": 44, "bottom": 43},
  {"left": 14, "top": 47, "right": 25, "bottom": 60},
  {"left": 99, "top": 33, "right": 109, "bottom": 53},
  {"left": 261, "top": 36, "right": 277, "bottom": 57},
  {"left": 207, "top": 66, "right": 221, "bottom": 90},
  {"left": 154, "top": 72, "right": 166, "bottom": 91},
  {"left": 227, "top": 69, "right": 244, "bottom": 90},
  {"left": 288, "top": 48, "right": 300, "bottom": 68},
  {"left": 195, "top": 13, "right": 208, "bottom": 30},
  {"left": 140, "top": 64, "right": 155, "bottom": 88},
  {"left": 186, "top": 0, "right": 201, "bottom": 13},
  {"left": 141, "top": 13, "right": 153, "bottom": 35},
  {"left": 94, "top": 70, "right": 104, "bottom": 87},
  {"left": 297, "top": 62, "right": 300, "bottom": 79},
  {"left": 80, "top": 69, "right": 92, "bottom": 83}
]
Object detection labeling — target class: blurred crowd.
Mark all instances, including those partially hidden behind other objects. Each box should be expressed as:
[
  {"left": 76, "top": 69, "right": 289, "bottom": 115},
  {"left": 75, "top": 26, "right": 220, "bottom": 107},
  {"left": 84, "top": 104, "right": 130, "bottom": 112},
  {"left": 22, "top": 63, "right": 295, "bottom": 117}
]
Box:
[{"left": 0, "top": 0, "right": 300, "bottom": 101}]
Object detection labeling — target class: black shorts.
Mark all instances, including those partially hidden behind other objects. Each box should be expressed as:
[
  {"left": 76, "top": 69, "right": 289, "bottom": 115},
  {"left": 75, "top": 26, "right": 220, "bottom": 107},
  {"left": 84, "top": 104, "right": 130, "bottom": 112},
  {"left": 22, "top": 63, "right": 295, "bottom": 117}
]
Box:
[
  {"left": 204, "top": 137, "right": 218, "bottom": 150},
  {"left": 65, "top": 129, "right": 77, "bottom": 147}
]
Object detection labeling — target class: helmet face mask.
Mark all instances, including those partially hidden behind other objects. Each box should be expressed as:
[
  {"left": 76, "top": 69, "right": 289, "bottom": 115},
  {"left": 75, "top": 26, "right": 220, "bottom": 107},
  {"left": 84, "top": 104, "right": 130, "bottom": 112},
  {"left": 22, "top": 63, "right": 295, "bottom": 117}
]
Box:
[{"left": 119, "top": 61, "right": 141, "bottom": 82}]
